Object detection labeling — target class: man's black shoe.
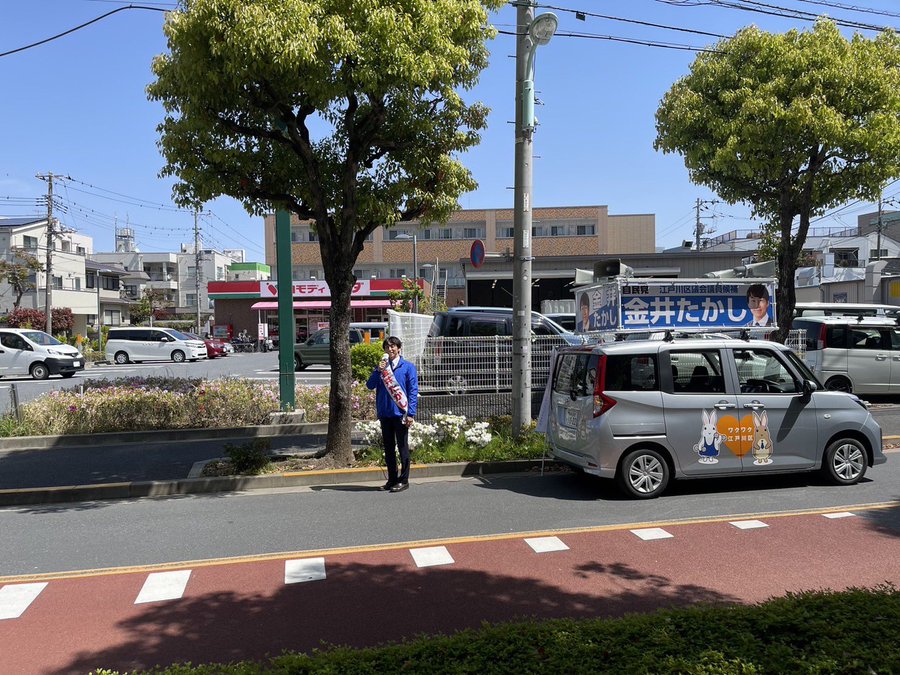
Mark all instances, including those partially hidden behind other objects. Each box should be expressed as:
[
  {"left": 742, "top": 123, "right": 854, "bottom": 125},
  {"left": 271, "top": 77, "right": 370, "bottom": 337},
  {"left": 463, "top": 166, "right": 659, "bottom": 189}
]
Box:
[
  {"left": 380, "top": 481, "right": 397, "bottom": 491},
  {"left": 389, "top": 482, "right": 409, "bottom": 493}
]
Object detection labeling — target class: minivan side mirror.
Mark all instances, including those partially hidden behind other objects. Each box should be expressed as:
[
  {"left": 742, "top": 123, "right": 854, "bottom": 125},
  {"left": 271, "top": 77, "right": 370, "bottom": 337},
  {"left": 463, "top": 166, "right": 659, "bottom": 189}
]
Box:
[{"left": 801, "top": 379, "right": 818, "bottom": 397}]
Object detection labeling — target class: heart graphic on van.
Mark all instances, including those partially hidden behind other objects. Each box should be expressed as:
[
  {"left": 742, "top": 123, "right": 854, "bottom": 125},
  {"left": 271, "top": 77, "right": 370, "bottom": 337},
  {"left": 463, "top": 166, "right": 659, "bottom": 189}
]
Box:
[{"left": 716, "top": 415, "right": 754, "bottom": 457}]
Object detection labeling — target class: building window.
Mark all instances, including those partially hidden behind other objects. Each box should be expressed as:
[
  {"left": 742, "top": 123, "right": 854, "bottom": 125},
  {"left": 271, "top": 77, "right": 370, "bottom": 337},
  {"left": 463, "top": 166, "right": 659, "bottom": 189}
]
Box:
[
  {"left": 86, "top": 274, "right": 95, "bottom": 289},
  {"left": 497, "top": 227, "right": 514, "bottom": 238},
  {"left": 124, "top": 284, "right": 137, "bottom": 298},
  {"left": 74, "top": 278, "right": 81, "bottom": 291},
  {"left": 61, "top": 240, "right": 71, "bottom": 252},
  {"left": 463, "top": 227, "right": 485, "bottom": 239},
  {"left": 51, "top": 275, "right": 62, "bottom": 290},
  {"left": 104, "top": 309, "right": 121, "bottom": 325},
  {"left": 186, "top": 294, "right": 197, "bottom": 307},
  {"left": 576, "top": 224, "right": 595, "bottom": 236},
  {"left": 439, "top": 228, "right": 453, "bottom": 240},
  {"left": 421, "top": 229, "right": 432, "bottom": 240},
  {"left": 550, "top": 225, "right": 566, "bottom": 237},
  {"left": 308, "top": 231, "right": 318, "bottom": 242},
  {"left": 532, "top": 225, "right": 548, "bottom": 237},
  {"left": 291, "top": 230, "right": 302, "bottom": 242},
  {"left": 23, "top": 235, "right": 38, "bottom": 250},
  {"left": 76, "top": 246, "right": 86, "bottom": 255},
  {"left": 102, "top": 276, "right": 119, "bottom": 291},
  {"left": 833, "top": 248, "right": 859, "bottom": 267},
  {"left": 390, "top": 268, "right": 407, "bottom": 278}
]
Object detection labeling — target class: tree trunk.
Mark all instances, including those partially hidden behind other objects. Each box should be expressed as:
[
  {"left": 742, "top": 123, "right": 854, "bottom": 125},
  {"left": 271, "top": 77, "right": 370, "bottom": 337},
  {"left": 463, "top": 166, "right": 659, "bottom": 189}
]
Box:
[
  {"left": 773, "top": 213, "right": 798, "bottom": 343},
  {"left": 323, "top": 255, "right": 355, "bottom": 467}
]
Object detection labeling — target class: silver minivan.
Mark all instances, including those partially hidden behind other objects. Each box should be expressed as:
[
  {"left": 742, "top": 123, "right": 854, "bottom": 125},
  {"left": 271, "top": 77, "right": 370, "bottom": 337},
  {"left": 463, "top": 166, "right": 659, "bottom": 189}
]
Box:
[
  {"left": 793, "top": 316, "right": 900, "bottom": 395},
  {"left": 105, "top": 327, "right": 207, "bottom": 364},
  {"left": 543, "top": 337, "right": 885, "bottom": 498}
]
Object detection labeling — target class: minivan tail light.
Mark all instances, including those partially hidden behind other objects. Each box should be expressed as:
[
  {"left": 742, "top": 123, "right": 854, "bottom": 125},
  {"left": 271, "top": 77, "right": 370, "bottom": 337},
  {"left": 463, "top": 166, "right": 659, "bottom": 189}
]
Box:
[
  {"left": 818, "top": 324, "right": 827, "bottom": 350},
  {"left": 592, "top": 354, "right": 617, "bottom": 417}
]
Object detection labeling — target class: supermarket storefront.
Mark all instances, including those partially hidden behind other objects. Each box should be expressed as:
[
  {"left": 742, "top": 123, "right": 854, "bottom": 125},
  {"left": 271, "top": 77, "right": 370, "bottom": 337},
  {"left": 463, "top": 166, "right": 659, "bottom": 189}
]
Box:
[{"left": 207, "top": 278, "right": 412, "bottom": 342}]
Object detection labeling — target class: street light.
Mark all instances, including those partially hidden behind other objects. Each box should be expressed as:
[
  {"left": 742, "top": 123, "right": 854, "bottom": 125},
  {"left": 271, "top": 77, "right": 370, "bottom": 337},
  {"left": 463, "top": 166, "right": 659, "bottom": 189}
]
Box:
[
  {"left": 512, "top": 7, "right": 557, "bottom": 436},
  {"left": 396, "top": 232, "right": 419, "bottom": 313}
]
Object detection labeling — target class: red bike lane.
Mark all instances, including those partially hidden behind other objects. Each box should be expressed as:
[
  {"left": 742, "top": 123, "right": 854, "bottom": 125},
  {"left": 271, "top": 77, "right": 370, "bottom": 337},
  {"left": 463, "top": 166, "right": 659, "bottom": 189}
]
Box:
[{"left": 1, "top": 507, "right": 897, "bottom": 674}]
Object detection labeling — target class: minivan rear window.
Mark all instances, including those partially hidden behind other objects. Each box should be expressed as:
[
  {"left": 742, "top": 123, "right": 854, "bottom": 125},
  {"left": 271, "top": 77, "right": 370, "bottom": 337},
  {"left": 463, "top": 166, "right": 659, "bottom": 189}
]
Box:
[
  {"left": 605, "top": 354, "right": 659, "bottom": 391},
  {"left": 553, "top": 353, "right": 597, "bottom": 395}
]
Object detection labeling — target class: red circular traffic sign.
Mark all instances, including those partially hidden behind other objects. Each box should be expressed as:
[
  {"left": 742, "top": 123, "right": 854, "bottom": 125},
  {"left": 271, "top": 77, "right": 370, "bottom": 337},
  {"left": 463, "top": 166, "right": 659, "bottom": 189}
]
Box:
[{"left": 470, "top": 239, "right": 485, "bottom": 268}]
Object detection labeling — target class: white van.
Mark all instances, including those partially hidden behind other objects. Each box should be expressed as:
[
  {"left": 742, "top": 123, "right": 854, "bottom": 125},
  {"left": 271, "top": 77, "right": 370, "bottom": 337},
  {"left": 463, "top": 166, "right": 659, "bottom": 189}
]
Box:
[
  {"left": 792, "top": 315, "right": 900, "bottom": 394},
  {"left": 105, "top": 327, "right": 207, "bottom": 364},
  {"left": 794, "top": 302, "right": 900, "bottom": 319},
  {"left": 0, "top": 328, "right": 84, "bottom": 380}
]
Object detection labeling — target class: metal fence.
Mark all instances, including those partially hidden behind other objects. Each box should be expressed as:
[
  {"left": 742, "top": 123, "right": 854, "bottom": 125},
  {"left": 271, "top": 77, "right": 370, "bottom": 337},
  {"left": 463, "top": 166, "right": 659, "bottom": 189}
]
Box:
[{"left": 412, "top": 330, "right": 808, "bottom": 422}]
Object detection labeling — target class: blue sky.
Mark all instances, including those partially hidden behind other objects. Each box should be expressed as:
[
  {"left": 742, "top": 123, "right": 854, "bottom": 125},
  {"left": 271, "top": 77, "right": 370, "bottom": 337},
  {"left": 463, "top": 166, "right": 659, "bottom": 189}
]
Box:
[{"left": 2, "top": 0, "right": 898, "bottom": 263}]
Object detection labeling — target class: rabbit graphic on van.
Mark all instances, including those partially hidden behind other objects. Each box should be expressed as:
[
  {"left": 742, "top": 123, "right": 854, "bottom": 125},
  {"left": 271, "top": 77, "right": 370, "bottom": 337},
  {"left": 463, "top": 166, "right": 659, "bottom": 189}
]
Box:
[
  {"left": 751, "top": 410, "right": 774, "bottom": 465},
  {"left": 693, "top": 409, "right": 721, "bottom": 464}
]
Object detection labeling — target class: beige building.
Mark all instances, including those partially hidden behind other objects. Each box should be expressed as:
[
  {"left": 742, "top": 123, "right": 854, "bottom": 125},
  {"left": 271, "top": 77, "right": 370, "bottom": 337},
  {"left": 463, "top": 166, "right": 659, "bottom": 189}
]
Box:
[{"left": 264, "top": 205, "right": 655, "bottom": 306}]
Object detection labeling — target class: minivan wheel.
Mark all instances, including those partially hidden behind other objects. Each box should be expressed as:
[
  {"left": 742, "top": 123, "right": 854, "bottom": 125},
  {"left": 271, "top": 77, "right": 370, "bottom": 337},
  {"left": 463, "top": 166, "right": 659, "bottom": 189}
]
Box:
[
  {"left": 447, "top": 374, "right": 468, "bottom": 396},
  {"left": 171, "top": 350, "right": 186, "bottom": 363},
  {"left": 114, "top": 351, "right": 130, "bottom": 365},
  {"left": 617, "top": 449, "right": 670, "bottom": 499},
  {"left": 825, "top": 376, "right": 852, "bottom": 394},
  {"left": 29, "top": 363, "right": 50, "bottom": 381},
  {"left": 294, "top": 354, "right": 308, "bottom": 371},
  {"left": 822, "top": 438, "right": 867, "bottom": 485}
]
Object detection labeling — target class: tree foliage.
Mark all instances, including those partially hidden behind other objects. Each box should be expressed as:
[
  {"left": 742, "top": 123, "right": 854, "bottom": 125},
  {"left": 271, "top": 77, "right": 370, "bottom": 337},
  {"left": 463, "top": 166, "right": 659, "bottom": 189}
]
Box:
[
  {"left": 0, "top": 247, "right": 44, "bottom": 309},
  {"left": 6, "top": 307, "right": 74, "bottom": 334},
  {"left": 148, "top": 0, "right": 502, "bottom": 463},
  {"left": 655, "top": 20, "right": 900, "bottom": 336}
]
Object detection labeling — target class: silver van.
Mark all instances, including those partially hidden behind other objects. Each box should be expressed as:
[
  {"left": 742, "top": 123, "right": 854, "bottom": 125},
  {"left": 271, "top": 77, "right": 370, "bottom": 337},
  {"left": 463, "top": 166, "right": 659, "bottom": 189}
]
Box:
[
  {"left": 793, "top": 316, "right": 900, "bottom": 394},
  {"left": 544, "top": 337, "right": 885, "bottom": 499},
  {"left": 105, "top": 327, "right": 207, "bottom": 364}
]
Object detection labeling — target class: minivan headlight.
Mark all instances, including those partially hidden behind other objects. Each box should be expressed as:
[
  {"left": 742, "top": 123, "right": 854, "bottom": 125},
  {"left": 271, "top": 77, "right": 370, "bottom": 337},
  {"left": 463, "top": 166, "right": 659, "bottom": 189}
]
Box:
[{"left": 47, "top": 348, "right": 63, "bottom": 355}]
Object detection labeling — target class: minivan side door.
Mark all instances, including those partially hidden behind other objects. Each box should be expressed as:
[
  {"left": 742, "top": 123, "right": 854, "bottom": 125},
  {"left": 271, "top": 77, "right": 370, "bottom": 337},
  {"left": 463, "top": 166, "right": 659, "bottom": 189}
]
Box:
[
  {"left": 729, "top": 346, "right": 818, "bottom": 471},
  {"left": 660, "top": 349, "right": 742, "bottom": 476},
  {"left": 846, "top": 326, "right": 891, "bottom": 393}
]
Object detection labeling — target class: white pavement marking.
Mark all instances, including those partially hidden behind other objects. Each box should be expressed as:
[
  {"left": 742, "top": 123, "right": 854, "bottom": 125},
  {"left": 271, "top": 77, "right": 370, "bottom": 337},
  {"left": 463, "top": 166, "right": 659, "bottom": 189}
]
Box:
[
  {"left": 823, "top": 511, "right": 856, "bottom": 519},
  {"left": 410, "top": 546, "right": 455, "bottom": 568},
  {"left": 135, "top": 570, "right": 192, "bottom": 604},
  {"left": 729, "top": 519, "right": 769, "bottom": 530},
  {"left": 630, "top": 527, "right": 674, "bottom": 541},
  {"left": 0, "top": 582, "right": 47, "bottom": 620},
  {"left": 525, "top": 536, "right": 569, "bottom": 553},
  {"left": 285, "top": 558, "right": 327, "bottom": 584}
]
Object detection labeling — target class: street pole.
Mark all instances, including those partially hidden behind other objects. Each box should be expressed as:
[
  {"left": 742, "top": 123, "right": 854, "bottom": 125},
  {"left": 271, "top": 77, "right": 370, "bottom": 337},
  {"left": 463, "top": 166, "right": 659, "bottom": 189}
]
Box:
[
  {"left": 412, "top": 234, "right": 418, "bottom": 313},
  {"left": 194, "top": 209, "right": 202, "bottom": 334},
  {"left": 37, "top": 172, "right": 55, "bottom": 334},
  {"left": 512, "top": 4, "right": 556, "bottom": 436},
  {"left": 876, "top": 193, "right": 883, "bottom": 262},
  {"left": 275, "top": 209, "right": 296, "bottom": 410}
]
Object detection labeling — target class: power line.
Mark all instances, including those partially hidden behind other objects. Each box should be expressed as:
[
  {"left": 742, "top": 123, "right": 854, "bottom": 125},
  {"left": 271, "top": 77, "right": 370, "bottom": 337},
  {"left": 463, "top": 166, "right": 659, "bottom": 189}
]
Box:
[{"left": 0, "top": 5, "right": 168, "bottom": 59}]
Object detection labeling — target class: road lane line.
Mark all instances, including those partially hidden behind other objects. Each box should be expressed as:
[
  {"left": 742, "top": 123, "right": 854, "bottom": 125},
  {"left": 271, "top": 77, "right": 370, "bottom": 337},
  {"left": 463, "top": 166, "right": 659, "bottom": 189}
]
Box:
[
  {"left": 0, "top": 582, "right": 47, "bottom": 620},
  {"left": 729, "top": 519, "right": 769, "bottom": 529},
  {"left": 134, "top": 570, "right": 191, "bottom": 604},
  {"left": 631, "top": 527, "right": 674, "bottom": 541},
  {"left": 285, "top": 558, "right": 326, "bottom": 584},
  {"left": 525, "top": 536, "right": 569, "bottom": 553},
  {"left": 2, "top": 500, "right": 895, "bottom": 585},
  {"left": 823, "top": 511, "right": 856, "bottom": 519},
  {"left": 410, "top": 546, "right": 454, "bottom": 567}
]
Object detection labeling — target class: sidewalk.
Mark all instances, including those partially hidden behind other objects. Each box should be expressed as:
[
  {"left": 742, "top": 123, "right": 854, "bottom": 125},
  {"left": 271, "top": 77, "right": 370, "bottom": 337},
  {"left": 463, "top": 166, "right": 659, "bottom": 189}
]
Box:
[{"left": 0, "top": 424, "right": 550, "bottom": 507}]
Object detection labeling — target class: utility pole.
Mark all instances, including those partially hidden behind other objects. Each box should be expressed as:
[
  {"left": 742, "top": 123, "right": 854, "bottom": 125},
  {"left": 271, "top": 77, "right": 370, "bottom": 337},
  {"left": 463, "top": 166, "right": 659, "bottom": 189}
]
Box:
[
  {"left": 512, "top": 3, "right": 557, "bottom": 436},
  {"left": 694, "top": 198, "right": 718, "bottom": 251},
  {"left": 875, "top": 193, "right": 883, "bottom": 262},
  {"left": 36, "top": 172, "right": 58, "bottom": 334},
  {"left": 194, "top": 210, "right": 202, "bottom": 334}
]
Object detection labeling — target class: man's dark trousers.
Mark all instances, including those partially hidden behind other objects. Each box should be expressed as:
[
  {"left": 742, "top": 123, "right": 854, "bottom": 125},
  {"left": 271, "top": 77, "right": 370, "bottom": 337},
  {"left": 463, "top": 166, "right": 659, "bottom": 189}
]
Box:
[{"left": 380, "top": 416, "right": 410, "bottom": 485}]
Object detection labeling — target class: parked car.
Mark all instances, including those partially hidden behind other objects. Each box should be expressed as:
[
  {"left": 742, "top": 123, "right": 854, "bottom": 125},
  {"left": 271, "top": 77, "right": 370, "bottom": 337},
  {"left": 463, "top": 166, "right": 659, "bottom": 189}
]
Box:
[
  {"left": 0, "top": 328, "right": 84, "bottom": 380},
  {"left": 185, "top": 333, "right": 230, "bottom": 359},
  {"left": 793, "top": 315, "right": 900, "bottom": 394},
  {"left": 421, "top": 309, "right": 583, "bottom": 394},
  {"left": 545, "top": 337, "right": 885, "bottom": 499},
  {"left": 105, "top": 327, "right": 207, "bottom": 364},
  {"left": 294, "top": 326, "right": 366, "bottom": 370}
]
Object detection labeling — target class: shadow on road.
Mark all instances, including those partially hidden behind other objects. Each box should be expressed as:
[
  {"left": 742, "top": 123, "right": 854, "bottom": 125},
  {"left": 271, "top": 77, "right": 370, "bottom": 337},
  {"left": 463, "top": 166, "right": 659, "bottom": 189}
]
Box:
[{"left": 53, "top": 559, "right": 743, "bottom": 674}]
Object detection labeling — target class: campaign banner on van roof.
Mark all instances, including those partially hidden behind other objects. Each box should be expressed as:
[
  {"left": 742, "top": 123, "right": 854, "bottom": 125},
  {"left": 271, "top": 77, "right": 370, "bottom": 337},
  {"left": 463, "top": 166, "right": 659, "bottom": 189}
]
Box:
[{"left": 576, "top": 279, "right": 777, "bottom": 332}]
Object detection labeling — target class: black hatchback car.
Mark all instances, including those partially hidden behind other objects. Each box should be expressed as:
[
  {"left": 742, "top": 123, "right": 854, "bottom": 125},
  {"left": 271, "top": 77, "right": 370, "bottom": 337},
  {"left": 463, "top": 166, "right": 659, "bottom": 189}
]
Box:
[{"left": 421, "top": 308, "right": 582, "bottom": 394}]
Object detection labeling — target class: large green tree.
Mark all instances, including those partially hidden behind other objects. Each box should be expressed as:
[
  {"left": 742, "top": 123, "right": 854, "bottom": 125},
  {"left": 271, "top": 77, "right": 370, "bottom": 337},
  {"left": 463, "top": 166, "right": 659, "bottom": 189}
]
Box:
[
  {"left": 148, "top": 0, "right": 502, "bottom": 464},
  {"left": 655, "top": 20, "right": 900, "bottom": 337},
  {"left": 0, "top": 247, "right": 44, "bottom": 309}
]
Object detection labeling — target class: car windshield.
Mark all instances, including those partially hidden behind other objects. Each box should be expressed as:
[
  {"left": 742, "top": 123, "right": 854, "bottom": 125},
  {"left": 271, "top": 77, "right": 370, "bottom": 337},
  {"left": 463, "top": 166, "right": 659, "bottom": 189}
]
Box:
[
  {"left": 166, "top": 329, "right": 193, "bottom": 341},
  {"left": 21, "top": 330, "right": 62, "bottom": 346}
]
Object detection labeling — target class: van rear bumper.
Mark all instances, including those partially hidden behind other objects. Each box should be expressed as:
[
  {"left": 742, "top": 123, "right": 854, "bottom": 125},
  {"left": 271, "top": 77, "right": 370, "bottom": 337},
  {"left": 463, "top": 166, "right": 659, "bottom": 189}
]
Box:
[{"left": 549, "top": 445, "right": 615, "bottom": 478}]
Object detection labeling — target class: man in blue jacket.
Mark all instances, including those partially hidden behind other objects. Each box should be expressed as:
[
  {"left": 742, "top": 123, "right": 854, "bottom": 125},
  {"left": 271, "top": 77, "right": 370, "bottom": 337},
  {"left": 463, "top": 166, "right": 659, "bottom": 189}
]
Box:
[{"left": 366, "top": 336, "right": 418, "bottom": 492}]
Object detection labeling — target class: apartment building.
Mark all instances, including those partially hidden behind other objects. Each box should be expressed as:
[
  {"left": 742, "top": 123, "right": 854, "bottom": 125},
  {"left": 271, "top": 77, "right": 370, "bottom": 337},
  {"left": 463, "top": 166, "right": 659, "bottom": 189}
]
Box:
[{"left": 263, "top": 205, "right": 656, "bottom": 306}]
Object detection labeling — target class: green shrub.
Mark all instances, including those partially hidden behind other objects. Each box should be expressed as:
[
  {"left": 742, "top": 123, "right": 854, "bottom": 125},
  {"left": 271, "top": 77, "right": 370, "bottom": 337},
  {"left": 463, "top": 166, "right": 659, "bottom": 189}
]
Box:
[
  {"left": 294, "top": 382, "right": 376, "bottom": 423},
  {"left": 224, "top": 438, "right": 271, "bottom": 474},
  {"left": 351, "top": 342, "right": 384, "bottom": 382}
]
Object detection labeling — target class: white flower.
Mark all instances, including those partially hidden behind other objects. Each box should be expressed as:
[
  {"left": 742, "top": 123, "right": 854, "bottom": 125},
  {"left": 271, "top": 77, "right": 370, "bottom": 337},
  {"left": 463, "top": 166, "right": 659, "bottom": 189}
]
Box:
[{"left": 464, "top": 422, "right": 492, "bottom": 448}]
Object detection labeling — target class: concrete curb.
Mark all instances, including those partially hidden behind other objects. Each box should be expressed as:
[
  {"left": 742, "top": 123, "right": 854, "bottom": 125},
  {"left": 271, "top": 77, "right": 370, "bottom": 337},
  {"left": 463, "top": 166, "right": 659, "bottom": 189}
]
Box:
[
  {"left": 0, "top": 459, "right": 562, "bottom": 507},
  {"left": 0, "top": 422, "right": 331, "bottom": 452}
]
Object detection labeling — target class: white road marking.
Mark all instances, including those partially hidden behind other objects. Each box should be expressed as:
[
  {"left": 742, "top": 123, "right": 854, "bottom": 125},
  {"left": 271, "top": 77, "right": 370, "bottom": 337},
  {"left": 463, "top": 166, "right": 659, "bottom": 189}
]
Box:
[
  {"left": 630, "top": 527, "right": 674, "bottom": 541},
  {"left": 823, "top": 511, "right": 856, "bottom": 519},
  {"left": 410, "top": 546, "right": 454, "bottom": 567},
  {"left": 729, "top": 519, "right": 769, "bottom": 529},
  {"left": 285, "top": 557, "right": 327, "bottom": 584},
  {"left": 135, "top": 570, "right": 191, "bottom": 604},
  {"left": 525, "top": 536, "right": 569, "bottom": 553},
  {"left": 0, "top": 582, "right": 47, "bottom": 620}
]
